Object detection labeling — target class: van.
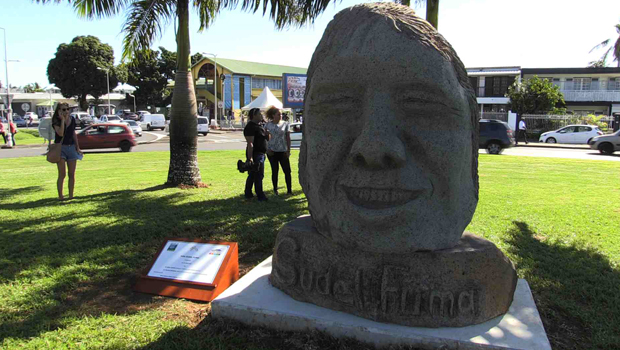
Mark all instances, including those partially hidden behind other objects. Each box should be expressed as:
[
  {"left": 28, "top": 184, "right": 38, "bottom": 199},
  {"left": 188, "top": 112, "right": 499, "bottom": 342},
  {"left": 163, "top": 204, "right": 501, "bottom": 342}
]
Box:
[{"left": 140, "top": 114, "right": 166, "bottom": 131}]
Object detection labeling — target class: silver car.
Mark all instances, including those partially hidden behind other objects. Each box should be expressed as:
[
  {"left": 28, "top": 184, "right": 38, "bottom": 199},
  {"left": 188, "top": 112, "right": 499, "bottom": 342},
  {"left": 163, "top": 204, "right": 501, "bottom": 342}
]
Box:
[
  {"left": 122, "top": 119, "right": 143, "bottom": 137},
  {"left": 589, "top": 129, "right": 620, "bottom": 155},
  {"left": 289, "top": 122, "right": 302, "bottom": 148}
]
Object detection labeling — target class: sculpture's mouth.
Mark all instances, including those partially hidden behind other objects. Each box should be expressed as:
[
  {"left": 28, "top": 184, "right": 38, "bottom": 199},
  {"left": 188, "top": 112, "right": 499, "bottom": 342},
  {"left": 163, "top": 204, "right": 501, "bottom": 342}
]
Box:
[{"left": 342, "top": 185, "right": 425, "bottom": 210}]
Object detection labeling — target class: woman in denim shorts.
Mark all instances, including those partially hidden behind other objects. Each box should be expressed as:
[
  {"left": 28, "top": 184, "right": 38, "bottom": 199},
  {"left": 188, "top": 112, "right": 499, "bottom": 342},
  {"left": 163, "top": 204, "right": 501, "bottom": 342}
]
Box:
[{"left": 52, "top": 103, "right": 83, "bottom": 201}]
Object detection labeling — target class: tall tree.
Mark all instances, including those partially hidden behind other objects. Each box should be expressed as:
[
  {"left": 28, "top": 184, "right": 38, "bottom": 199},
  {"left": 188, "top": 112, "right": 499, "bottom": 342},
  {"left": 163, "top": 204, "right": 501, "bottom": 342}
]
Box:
[
  {"left": 36, "top": 0, "right": 334, "bottom": 187},
  {"left": 395, "top": 0, "right": 439, "bottom": 29},
  {"left": 126, "top": 49, "right": 168, "bottom": 109},
  {"left": 23, "top": 82, "right": 45, "bottom": 93},
  {"left": 47, "top": 36, "right": 119, "bottom": 110},
  {"left": 507, "top": 76, "right": 566, "bottom": 116},
  {"left": 590, "top": 23, "right": 620, "bottom": 68}
]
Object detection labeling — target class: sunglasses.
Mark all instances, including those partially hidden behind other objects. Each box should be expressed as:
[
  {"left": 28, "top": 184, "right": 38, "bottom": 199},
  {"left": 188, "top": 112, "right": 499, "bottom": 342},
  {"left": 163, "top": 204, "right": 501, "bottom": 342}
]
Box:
[{"left": 61, "top": 108, "right": 69, "bottom": 111}]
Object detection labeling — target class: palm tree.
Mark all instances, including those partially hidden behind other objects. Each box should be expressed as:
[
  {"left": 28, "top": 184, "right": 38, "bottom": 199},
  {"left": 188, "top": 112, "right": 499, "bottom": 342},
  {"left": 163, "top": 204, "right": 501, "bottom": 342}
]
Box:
[
  {"left": 590, "top": 23, "right": 620, "bottom": 68},
  {"left": 396, "top": 0, "right": 439, "bottom": 29},
  {"left": 35, "top": 0, "right": 332, "bottom": 186}
]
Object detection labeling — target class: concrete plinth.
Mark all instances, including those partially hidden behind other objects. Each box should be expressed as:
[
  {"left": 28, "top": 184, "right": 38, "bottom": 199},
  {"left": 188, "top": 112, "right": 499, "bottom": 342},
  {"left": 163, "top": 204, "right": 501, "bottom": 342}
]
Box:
[{"left": 212, "top": 257, "right": 551, "bottom": 350}]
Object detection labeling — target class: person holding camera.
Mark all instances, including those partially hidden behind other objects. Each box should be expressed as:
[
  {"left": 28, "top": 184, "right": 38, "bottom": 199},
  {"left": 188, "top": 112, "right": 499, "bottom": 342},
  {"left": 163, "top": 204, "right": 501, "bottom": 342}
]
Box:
[{"left": 243, "top": 108, "right": 269, "bottom": 201}]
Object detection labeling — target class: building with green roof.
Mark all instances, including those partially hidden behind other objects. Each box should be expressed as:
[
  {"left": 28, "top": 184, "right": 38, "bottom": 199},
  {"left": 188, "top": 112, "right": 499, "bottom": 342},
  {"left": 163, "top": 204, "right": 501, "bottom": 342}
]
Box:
[{"left": 190, "top": 57, "right": 306, "bottom": 118}]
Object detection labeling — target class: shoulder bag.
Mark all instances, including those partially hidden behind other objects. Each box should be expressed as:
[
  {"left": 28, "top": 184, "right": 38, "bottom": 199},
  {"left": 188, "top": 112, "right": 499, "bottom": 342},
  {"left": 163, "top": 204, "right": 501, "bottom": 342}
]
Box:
[{"left": 46, "top": 123, "right": 64, "bottom": 164}]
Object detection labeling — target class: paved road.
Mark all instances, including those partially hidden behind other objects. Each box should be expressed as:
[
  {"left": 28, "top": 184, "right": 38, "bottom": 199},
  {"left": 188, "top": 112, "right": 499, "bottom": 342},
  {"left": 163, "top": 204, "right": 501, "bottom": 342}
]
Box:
[{"left": 1, "top": 132, "right": 619, "bottom": 162}]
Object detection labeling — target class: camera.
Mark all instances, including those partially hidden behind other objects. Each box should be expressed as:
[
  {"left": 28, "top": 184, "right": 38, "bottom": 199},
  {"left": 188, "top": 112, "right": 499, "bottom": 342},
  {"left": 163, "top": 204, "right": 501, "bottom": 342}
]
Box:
[{"left": 237, "top": 160, "right": 258, "bottom": 173}]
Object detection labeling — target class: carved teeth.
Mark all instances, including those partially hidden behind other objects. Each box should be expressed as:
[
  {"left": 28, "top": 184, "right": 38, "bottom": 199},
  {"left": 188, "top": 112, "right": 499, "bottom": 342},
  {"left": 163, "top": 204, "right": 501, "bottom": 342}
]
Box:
[{"left": 343, "top": 186, "right": 422, "bottom": 209}]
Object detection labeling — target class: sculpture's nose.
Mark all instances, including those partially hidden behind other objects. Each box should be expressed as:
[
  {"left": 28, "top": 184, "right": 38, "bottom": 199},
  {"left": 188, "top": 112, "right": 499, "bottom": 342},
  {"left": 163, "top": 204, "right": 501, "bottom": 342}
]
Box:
[{"left": 348, "top": 97, "right": 406, "bottom": 170}]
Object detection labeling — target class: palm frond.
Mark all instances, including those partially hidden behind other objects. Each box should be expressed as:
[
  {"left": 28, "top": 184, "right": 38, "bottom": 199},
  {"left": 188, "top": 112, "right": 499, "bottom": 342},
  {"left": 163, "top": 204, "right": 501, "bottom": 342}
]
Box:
[
  {"left": 31, "top": 0, "right": 130, "bottom": 19},
  {"left": 73, "top": 0, "right": 132, "bottom": 19},
  {"left": 121, "top": 0, "right": 176, "bottom": 61},
  {"left": 237, "top": 0, "right": 336, "bottom": 29},
  {"left": 589, "top": 39, "right": 610, "bottom": 53},
  {"left": 193, "top": 0, "right": 222, "bottom": 32}
]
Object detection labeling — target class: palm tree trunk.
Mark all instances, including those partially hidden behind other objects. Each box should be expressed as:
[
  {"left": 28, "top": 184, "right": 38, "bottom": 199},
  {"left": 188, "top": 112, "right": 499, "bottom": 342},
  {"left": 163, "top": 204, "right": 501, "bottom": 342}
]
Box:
[
  {"left": 426, "top": 0, "right": 439, "bottom": 29},
  {"left": 166, "top": 0, "right": 202, "bottom": 186}
]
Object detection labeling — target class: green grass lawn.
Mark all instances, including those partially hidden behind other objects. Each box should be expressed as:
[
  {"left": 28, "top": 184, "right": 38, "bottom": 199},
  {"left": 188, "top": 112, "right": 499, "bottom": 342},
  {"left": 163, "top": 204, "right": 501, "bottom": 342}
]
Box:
[
  {"left": 11, "top": 129, "right": 49, "bottom": 146},
  {"left": 0, "top": 151, "right": 619, "bottom": 349}
]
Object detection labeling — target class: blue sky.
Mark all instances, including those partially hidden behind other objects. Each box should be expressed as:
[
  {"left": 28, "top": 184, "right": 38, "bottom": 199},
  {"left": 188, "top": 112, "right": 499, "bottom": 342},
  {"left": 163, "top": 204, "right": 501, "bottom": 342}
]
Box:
[{"left": 1, "top": 0, "right": 620, "bottom": 87}]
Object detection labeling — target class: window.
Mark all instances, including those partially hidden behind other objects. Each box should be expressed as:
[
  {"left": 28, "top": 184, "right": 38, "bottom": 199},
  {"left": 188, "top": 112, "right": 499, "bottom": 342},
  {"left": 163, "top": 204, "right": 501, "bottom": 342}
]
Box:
[
  {"left": 469, "top": 77, "right": 479, "bottom": 96},
  {"left": 108, "top": 126, "right": 125, "bottom": 134},
  {"left": 484, "top": 76, "right": 515, "bottom": 97},
  {"left": 572, "top": 77, "right": 592, "bottom": 91},
  {"left": 251, "top": 78, "right": 282, "bottom": 90},
  {"left": 609, "top": 78, "right": 620, "bottom": 91}
]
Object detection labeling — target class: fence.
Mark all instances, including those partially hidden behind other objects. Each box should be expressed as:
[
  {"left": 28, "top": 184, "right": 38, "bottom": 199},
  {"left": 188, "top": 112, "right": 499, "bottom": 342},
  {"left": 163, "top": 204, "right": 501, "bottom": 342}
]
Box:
[
  {"left": 521, "top": 114, "right": 613, "bottom": 139},
  {"left": 479, "top": 112, "right": 508, "bottom": 122}
]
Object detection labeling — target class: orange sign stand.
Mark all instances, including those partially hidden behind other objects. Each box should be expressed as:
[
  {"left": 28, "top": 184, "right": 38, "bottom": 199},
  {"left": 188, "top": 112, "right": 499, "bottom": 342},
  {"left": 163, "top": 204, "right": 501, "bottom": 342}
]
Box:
[{"left": 134, "top": 238, "right": 239, "bottom": 302}]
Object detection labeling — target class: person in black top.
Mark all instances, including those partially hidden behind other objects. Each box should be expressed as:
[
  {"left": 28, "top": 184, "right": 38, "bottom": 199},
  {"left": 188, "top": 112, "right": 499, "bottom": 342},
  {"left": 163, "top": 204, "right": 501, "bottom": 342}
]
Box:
[
  {"left": 52, "top": 103, "right": 83, "bottom": 201},
  {"left": 243, "top": 108, "right": 268, "bottom": 201}
]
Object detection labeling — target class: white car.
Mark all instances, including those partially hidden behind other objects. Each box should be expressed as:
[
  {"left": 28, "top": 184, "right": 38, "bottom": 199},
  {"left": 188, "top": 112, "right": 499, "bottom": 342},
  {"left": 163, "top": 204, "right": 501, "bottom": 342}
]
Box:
[
  {"left": 137, "top": 110, "right": 151, "bottom": 118},
  {"left": 98, "top": 115, "right": 123, "bottom": 124},
  {"left": 289, "top": 122, "right": 302, "bottom": 148},
  {"left": 539, "top": 125, "right": 603, "bottom": 144},
  {"left": 197, "top": 117, "right": 209, "bottom": 136},
  {"left": 122, "top": 119, "right": 143, "bottom": 137},
  {"left": 589, "top": 129, "right": 620, "bottom": 155},
  {"left": 165, "top": 117, "right": 210, "bottom": 136},
  {"left": 24, "top": 112, "right": 39, "bottom": 125}
]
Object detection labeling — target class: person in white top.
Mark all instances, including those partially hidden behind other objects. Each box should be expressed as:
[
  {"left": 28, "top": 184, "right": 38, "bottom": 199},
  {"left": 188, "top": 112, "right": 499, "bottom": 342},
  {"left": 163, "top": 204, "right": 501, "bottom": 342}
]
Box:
[
  {"left": 518, "top": 119, "right": 528, "bottom": 145},
  {"left": 264, "top": 106, "right": 292, "bottom": 195}
]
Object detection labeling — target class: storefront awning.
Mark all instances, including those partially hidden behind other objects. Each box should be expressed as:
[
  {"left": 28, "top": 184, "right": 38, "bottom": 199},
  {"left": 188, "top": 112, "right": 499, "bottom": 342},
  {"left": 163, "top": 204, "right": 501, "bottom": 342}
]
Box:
[{"left": 36, "top": 100, "right": 56, "bottom": 107}]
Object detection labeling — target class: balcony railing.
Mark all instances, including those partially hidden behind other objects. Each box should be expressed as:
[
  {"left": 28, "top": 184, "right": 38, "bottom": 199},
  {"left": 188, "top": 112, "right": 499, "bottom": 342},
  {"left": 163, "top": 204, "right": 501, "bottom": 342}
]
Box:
[{"left": 560, "top": 90, "right": 620, "bottom": 102}]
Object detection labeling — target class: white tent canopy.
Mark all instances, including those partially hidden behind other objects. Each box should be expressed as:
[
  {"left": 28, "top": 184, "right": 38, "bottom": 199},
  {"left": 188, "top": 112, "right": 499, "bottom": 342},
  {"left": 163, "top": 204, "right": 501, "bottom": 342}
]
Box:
[
  {"left": 241, "top": 86, "right": 284, "bottom": 110},
  {"left": 113, "top": 83, "right": 137, "bottom": 93}
]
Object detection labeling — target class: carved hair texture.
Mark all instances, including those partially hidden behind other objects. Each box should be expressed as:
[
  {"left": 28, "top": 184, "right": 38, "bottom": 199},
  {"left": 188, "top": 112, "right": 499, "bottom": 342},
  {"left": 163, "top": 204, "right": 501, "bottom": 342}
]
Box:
[{"left": 301, "top": 2, "right": 479, "bottom": 197}]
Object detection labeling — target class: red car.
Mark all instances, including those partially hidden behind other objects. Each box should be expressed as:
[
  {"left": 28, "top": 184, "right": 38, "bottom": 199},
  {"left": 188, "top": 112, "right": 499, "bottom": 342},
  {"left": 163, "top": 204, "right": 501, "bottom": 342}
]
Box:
[{"left": 77, "top": 123, "right": 137, "bottom": 152}]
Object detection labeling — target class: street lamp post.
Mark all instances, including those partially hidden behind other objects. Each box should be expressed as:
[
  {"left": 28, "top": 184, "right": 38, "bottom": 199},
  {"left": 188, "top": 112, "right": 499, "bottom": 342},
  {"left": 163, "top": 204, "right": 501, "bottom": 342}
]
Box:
[
  {"left": 201, "top": 52, "right": 217, "bottom": 123},
  {"left": 97, "top": 67, "right": 111, "bottom": 114},
  {"left": 129, "top": 94, "right": 136, "bottom": 113},
  {"left": 0, "top": 27, "right": 14, "bottom": 148}
]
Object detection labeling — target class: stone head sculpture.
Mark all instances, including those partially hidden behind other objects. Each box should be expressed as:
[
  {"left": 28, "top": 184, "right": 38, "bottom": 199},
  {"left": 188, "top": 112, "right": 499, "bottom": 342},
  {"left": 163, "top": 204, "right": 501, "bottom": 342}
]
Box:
[{"left": 299, "top": 2, "right": 479, "bottom": 253}]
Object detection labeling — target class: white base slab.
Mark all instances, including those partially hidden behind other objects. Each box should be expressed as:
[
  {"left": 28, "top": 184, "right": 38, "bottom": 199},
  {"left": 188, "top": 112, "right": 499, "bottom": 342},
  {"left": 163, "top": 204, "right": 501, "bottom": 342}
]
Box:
[{"left": 212, "top": 256, "right": 551, "bottom": 350}]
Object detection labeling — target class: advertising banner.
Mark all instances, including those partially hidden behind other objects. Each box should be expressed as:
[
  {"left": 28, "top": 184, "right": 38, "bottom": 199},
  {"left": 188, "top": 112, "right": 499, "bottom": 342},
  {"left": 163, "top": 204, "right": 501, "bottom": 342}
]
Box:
[{"left": 282, "top": 74, "right": 307, "bottom": 109}]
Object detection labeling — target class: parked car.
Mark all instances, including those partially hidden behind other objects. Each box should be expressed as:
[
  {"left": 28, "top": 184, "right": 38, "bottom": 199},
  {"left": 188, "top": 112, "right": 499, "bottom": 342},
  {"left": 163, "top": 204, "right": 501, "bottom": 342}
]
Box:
[
  {"left": 122, "top": 119, "right": 143, "bottom": 137},
  {"left": 539, "top": 125, "right": 603, "bottom": 144},
  {"left": 24, "top": 112, "right": 39, "bottom": 125},
  {"left": 98, "top": 115, "right": 124, "bottom": 124},
  {"left": 197, "top": 117, "right": 209, "bottom": 136},
  {"left": 289, "top": 122, "right": 302, "bottom": 148},
  {"left": 14, "top": 116, "right": 27, "bottom": 127},
  {"left": 70, "top": 112, "right": 94, "bottom": 128},
  {"left": 77, "top": 123, "right": 137, "bottom": 152},
  {"left": 164, "top": 117, "right": 210, "bottom": 136},
  {"left": 136, "top": 110, "right": 151, "bottom": 118},
  {"left": 589, "top": 129, "right": 620, "bottom": 155},
  {"left": 478, "top": 119, "right": 514, "bottom": 154},
  {"left": 140, "top": 114, "right": 166, "bottom": 131}
]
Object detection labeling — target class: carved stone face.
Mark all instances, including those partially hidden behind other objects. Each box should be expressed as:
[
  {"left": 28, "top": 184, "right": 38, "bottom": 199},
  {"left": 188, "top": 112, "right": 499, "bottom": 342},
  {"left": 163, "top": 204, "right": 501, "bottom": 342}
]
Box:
[{"left": 301, "top": 21, "right": 477, "bottom": 253}]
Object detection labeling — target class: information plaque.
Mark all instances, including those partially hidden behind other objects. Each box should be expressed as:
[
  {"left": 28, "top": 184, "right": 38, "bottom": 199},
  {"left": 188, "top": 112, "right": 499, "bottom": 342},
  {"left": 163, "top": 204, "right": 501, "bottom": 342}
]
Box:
[{"left": 134, "top": 238, "right": 239, "bottom": 302}]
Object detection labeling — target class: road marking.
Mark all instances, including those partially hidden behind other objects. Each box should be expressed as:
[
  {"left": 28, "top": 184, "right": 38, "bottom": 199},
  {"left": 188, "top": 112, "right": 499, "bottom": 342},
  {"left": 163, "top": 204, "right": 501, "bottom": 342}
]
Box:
[{"left": 139, "top": 131, "right": 166, "bottom": 144}]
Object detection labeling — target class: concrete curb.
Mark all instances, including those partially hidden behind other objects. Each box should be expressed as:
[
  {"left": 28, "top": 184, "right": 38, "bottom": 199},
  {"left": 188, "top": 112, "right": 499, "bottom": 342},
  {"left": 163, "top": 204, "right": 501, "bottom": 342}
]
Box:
[{"left": 515, "top": 143, "right": 590, "bottom": 150}]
